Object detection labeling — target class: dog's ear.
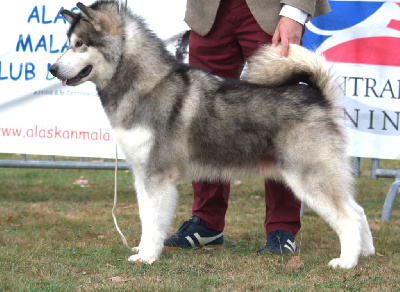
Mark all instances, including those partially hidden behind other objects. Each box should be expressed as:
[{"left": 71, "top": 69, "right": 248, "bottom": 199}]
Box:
[
  {"left": 76, "top": 2, "right": 103, "bottom": 32},
  {"left": 76, "top": 2, "right": 95, "bottom": 21},
  {"left": 60, "top": 9, "right": 79, "bottom": 24},
  {"left": 76, "top": 2, "right": 120, "bottom": 34}
]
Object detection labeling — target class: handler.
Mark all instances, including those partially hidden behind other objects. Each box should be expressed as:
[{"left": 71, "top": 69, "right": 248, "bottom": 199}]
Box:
[{"left": 164, "top": 0, "right": 331, "bottom": 254}]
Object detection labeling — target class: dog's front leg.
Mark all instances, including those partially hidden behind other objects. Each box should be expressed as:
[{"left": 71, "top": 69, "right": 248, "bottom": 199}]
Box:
[{"left": 128, "top": 170, "right": 179, "bottom": 264}]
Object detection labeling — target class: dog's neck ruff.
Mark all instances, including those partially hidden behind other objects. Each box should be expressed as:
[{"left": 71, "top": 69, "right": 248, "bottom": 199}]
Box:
[{"left": 92, "top": 5, "right": 178, "bottom": 127}]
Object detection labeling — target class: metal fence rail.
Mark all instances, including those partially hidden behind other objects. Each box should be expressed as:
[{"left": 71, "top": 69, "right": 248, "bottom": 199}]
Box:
[
  {"left": 2, "top": 155, "right": 397, "bottom": 220},
  {"left": 370, "top": 158, "right": 400, "bottom": 221},
  {"left": 0, "top": 154, "right": 130, "bottom": 170}
]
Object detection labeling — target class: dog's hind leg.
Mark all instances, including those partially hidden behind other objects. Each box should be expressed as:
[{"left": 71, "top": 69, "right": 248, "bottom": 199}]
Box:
[
  {"left": 280, "top": 168, "right": 365, "bottom": 269},
  {"left": 128, "top": 168, "right": 179, "bottom": 264},
  {"left": 348, "top": 198, "right": 375, "bottom": 256}
]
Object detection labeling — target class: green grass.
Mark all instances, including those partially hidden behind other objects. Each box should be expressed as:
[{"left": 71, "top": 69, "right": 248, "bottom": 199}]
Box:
[{"left": 1, "top": 155, "right": 399, "bottom": 291}]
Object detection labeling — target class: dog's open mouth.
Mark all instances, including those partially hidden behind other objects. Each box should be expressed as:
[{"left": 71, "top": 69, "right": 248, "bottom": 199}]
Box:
[{"left": 62, "top": 65, "right": 93, "bottom": 86}]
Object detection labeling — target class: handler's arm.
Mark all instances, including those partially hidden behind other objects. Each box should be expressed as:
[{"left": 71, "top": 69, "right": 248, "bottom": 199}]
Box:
[{"left": 272, "top": 5, "right": 307, "bottom": 57}]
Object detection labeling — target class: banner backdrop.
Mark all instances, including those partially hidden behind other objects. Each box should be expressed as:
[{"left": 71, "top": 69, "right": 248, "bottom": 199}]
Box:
[
  {"left": 303, "top": 0, "right": 400, "bottom": 159},
  {"left": 0, "top": 0, "right": 399, "bottom": 159},
  {"left": 0, "top": 0, "right": 188, "bottom": 158}
]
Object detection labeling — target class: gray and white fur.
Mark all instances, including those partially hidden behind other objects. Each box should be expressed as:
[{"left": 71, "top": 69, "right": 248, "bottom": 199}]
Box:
[{"left": 50, "top": 0, "right": 375, "bottom": 268}]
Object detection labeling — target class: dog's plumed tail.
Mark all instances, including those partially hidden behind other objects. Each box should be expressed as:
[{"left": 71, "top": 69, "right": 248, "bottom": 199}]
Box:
[{"left": 245, "top": 44, "right": 341, "bottom": 104}]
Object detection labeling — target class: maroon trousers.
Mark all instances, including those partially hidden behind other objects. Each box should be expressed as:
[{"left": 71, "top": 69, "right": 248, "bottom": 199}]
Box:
[{"left": 189, "top": 0, "right": 301, "bottom": 236}]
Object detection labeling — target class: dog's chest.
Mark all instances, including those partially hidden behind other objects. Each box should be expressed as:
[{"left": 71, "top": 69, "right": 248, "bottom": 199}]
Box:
[{"left": 114, "top": 126, "right": 154, "bottom": 165}]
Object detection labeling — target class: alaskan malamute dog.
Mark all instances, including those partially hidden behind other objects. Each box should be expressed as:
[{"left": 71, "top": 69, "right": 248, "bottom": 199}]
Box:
[{"left": 50, "top": 0, "right": 375, "bottom": 269}]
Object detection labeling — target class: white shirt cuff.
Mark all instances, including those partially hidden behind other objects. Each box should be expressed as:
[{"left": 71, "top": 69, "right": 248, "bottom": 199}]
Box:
[{"left": 279, "top": 4, "right": 308, "bottom": 25}]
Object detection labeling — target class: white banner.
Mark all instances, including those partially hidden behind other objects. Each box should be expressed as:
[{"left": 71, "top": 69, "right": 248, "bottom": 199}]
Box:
[
  {"left": 0, "top": 0, "right": 188, "bottom": 159},
  {"left": 339, "top": 63, "right": 399, "bottom": 159}
]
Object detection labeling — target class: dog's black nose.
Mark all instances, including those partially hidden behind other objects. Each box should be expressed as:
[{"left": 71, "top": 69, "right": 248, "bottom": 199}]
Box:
[{"left": 49, "top": 64, "right": 58, "bottom": 76}]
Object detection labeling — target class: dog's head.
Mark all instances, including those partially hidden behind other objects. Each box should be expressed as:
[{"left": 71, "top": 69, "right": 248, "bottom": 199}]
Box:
[{"left": 49, "top": 2, "right": 123, "bottom": 88}]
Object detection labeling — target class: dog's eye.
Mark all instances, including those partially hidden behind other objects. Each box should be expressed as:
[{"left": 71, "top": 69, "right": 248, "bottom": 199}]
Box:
[{"left": 76, "top": 41, "right": 83, "bottom": 48}]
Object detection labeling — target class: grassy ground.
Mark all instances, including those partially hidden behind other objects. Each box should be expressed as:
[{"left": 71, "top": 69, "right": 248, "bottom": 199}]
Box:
[{"left": 0, "top": 155, "right": 399, "bottom": 291}]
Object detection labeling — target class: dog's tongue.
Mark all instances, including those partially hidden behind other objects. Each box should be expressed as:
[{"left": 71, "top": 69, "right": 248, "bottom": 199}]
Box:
[{"left": 62, "top": 80, "right": 67, "bottom": 86}]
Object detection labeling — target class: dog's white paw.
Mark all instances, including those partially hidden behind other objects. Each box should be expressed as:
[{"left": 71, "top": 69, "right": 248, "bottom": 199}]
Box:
[
  {"left": 361, "top": 243, "right": 375, "bottom": 256},
  {"left": 361, "top": 247, "right": 375, "bottom": 257},
  {"left": 127, "top": 253, "right": 156, "bottom": 264},
  {"left": 328, "top": 258, "right": 357, "bottom": 269},
  {"left": 131, "top": 246, "right": 140, "bottom": 253}
]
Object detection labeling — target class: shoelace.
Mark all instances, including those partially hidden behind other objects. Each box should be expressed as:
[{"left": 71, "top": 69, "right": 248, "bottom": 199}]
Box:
[
  {"left": 176, "top": 219, "right": 196, "bottom": 234},
  {"left": 268, "top": 231, "right": 291, "bottom": 247},
  {"left": 268, "top": 231, "right": 281, "bottom": 243}
]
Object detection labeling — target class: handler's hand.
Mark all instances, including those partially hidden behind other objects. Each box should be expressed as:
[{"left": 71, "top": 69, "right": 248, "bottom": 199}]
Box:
[{"left": 272, "top": 16, "right": 303, "bottom": 57}]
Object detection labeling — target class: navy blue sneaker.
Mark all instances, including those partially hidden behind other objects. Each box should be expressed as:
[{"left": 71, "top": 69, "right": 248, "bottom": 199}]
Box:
[
  {"left": 258, "top": 230, "right": 297, "bottom": 255},
  {"left": 164, "top": 215, "right": 223, "bottom": 249}
]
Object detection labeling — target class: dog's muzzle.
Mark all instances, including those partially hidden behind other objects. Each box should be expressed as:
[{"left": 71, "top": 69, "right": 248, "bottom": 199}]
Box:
[{"left": 49, "top": 64, "right": 93, "bottom": 86}]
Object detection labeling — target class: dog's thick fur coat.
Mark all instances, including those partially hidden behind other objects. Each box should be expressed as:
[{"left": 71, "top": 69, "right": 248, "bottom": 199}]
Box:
[{"left": 50, "top": 0, "right": 375, "bottom": 268}]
